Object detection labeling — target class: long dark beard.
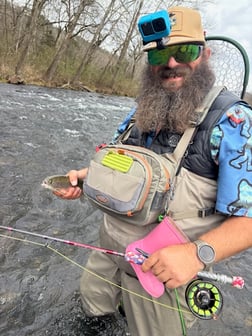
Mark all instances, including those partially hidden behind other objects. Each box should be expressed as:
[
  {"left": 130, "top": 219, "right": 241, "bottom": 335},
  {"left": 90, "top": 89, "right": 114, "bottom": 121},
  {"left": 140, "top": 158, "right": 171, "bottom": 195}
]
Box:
[{"left": 135, "top": 57, "right": 216, "bottom": 133}]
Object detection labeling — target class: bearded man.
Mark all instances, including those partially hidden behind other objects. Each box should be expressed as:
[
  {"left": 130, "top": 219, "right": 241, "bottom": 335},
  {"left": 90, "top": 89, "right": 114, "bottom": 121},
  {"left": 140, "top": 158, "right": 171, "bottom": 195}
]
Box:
[
  {"left": 54, "top": 6, "right": 252, "bottom": 336},
  {"left": 135, "top": 50, "right": 215, "bottom": 134}
]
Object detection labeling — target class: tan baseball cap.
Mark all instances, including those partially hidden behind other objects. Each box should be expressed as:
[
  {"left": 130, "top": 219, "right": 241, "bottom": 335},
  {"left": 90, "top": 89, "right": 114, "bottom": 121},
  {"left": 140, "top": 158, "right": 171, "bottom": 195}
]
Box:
[{"left": 143, "top": 7, "right": 206, "bottom": 51}]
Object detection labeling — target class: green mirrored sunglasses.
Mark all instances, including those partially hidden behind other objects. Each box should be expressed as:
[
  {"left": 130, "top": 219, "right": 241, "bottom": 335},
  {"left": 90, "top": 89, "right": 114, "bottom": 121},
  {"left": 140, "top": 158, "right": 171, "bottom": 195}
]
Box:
[{"left": 148, "top": 44, "right": 203, "bottom": 66}]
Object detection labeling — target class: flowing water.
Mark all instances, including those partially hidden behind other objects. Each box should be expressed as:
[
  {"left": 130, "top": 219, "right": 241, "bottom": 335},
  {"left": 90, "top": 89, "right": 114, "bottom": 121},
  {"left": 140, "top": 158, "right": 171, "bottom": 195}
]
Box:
[{"left": 0, "top": 83, "right": 251, "bottom": 336}]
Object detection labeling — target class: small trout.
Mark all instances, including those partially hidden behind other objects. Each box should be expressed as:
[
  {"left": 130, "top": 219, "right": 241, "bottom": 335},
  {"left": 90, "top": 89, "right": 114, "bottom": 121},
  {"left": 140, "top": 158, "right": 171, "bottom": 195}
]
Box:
[{"left": 41, "top": 175, "right": 83, "bottom": 192}]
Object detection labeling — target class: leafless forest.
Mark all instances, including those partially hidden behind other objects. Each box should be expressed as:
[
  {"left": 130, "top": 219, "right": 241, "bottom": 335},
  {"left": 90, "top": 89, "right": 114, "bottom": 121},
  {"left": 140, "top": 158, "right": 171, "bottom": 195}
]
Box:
[{"left": 0, "top": 0, "right": 251, "bottom": 100}]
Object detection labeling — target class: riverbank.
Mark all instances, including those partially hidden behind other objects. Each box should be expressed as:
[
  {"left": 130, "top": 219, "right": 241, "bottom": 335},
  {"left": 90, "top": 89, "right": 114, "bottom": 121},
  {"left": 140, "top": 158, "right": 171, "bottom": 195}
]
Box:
[{"left": 0, "top": 60, "right": 139, "bottom": 98}]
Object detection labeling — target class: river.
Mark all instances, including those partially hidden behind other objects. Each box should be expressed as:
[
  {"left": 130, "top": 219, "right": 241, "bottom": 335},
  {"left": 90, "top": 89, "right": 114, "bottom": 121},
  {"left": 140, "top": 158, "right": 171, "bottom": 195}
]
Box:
[{"left": 0, "top": 83, "right": 251, "bottom": 336}]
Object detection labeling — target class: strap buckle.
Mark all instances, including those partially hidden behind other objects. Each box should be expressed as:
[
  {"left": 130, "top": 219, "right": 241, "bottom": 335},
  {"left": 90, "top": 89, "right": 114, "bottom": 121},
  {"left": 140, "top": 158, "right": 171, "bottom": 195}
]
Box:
[{"left": 198, "top": 207, "right": 215, "bottom": 218}]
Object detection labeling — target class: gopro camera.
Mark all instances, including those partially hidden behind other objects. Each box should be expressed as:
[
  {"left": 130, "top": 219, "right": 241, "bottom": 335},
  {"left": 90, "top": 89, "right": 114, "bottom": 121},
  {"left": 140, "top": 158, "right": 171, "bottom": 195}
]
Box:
[{"left": 138, "top": 10, "right": 171, "bottom": 44}]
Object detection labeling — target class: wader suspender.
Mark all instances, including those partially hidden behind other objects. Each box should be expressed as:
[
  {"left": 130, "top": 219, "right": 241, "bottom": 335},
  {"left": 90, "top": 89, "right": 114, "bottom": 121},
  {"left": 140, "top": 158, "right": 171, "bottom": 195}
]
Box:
[
  {"left": 171, "top": 86, "right": 224, "bottom": 175},
  {"left": 167, "top": 86, "right": 224, "bottom": 219},
  {"left": 165, "top": 86, "right": 224, "bottom": 333}
]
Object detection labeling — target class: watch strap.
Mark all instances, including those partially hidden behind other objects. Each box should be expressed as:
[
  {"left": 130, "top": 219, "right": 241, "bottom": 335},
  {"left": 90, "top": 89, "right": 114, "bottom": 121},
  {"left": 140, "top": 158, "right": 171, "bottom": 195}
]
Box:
[{"left": 193, "top": 239, "right": 216, "bottom": 269}]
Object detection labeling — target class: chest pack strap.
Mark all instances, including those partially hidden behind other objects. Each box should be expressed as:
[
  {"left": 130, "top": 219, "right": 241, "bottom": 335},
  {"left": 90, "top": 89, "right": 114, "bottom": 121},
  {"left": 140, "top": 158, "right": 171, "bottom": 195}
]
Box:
[
  {"left": 171, "top": 86, "right": 225, "bottom": 175},
  {"left": 167, "top": 86, "right": 225, "bottom": 219},
  {"left": 168, "top": 207, "right": 216, "bottom": 220}
]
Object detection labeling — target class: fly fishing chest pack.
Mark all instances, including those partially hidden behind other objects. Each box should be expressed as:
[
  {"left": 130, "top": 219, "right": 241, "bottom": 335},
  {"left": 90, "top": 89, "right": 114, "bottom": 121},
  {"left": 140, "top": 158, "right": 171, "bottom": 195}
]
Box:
[{"left": 84, "top": 87, "right": 224, "bottom": 225}]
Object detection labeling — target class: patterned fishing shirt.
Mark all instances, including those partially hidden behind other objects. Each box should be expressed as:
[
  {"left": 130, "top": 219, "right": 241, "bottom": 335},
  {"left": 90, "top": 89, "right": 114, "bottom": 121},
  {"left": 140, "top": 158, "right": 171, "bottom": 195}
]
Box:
[{"left": 211, "top": 102, "right": 252, "bottom": 217}]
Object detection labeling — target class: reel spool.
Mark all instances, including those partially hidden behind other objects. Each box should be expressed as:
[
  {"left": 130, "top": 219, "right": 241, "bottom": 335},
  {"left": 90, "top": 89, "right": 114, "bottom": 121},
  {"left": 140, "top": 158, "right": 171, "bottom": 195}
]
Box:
[{"left": 185, "top": 279, "right": 223, "bottom": 320}]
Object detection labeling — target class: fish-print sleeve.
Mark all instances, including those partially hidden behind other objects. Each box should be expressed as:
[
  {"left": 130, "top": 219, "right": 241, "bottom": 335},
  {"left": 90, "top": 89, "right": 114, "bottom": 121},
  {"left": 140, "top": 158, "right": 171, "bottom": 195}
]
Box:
[{"left": 210, "top": 103, "right": 252, "bottom": 217}]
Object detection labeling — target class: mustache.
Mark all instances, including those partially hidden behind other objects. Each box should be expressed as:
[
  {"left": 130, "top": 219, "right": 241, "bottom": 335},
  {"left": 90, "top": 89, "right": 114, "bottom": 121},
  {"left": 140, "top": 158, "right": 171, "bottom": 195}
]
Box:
[{"left": 157, "top": 67, "right": 190, "bottom": 79}]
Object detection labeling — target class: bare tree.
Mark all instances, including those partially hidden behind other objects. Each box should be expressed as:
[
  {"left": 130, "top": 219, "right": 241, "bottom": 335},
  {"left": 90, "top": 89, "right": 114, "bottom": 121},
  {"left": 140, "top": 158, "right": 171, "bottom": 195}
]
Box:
[
  {"left": 15, "top": 0, "right": 48, "bottom": 76},
  {"left": 108, "top": 0, "right": 144, "bottom": 87},
  {"left": 70, "top": 0, "right": 119, "bottom": 84},
  {"left": 43, "top": 0, "right": 94, "bottom": 82},
  {"left": 0, "top": 0, "right": 31, "bottom": 54}
]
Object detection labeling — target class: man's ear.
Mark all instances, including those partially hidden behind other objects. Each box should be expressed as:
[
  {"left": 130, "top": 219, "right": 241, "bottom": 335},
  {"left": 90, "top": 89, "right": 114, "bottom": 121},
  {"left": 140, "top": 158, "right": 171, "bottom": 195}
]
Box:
[{"left": 204, "top": 47, "right": 211, "bottom": 60}]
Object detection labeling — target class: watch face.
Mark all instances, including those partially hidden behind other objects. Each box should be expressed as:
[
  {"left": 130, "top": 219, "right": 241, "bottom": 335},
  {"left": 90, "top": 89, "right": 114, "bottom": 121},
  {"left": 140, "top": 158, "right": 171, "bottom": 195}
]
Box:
[{"left": 199, "top": 245, "right": 215, "bottom": 263}]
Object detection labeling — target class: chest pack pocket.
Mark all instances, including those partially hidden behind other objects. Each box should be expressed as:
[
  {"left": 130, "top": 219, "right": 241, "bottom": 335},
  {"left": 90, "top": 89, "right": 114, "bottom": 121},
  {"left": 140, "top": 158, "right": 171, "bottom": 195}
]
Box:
[
  {"left": 84, "top": 144, "right": 176, "bottom": 225},
  {"left": 84, "top": 86, "right": 224, "bottom": 226}
]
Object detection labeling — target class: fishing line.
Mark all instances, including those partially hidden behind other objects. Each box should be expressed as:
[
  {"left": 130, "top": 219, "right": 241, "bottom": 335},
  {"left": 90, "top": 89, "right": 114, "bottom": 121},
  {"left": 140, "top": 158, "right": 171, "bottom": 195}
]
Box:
[{"left": 0, "top": 233, "right": 191, "bottom": 315}]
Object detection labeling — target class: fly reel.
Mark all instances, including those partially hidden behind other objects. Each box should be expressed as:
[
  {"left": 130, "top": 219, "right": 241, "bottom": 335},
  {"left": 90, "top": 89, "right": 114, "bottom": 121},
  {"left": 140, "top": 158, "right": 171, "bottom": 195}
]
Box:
[{"left": 185, "top": 279, "right": 223, "bottom": 320}]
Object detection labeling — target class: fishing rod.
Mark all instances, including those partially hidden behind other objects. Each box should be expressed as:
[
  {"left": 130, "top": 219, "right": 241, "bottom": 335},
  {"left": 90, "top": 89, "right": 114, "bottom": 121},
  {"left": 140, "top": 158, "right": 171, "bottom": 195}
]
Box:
[
  {"left": 0, "top": 225, "right": 245, "bottom": 320},
  {"left": 134, "top": 248, "right": 244, "bottom": 289},
  {"left": 0, "top": 225, "right": 125, "bottom": 258},
  {"left": 0, "top": 225, "right": 244, "bottom": 288}
]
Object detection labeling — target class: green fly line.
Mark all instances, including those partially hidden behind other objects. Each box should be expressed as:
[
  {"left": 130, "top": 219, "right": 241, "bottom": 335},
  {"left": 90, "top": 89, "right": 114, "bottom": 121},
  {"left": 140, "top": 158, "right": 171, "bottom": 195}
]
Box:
[{"left": 0, "top": 233, "right": 191, "bottom": 316}]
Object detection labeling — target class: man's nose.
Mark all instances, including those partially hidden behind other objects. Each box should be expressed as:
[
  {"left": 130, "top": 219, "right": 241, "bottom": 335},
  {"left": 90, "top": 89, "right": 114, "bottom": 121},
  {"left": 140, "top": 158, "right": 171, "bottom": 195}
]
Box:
[{"left": 166, "top": 56, "right": 180, "bottom": 68}]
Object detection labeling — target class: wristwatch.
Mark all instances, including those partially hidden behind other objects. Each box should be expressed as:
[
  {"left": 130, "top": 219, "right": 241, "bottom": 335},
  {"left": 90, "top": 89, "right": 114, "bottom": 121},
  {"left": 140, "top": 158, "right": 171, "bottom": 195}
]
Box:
[{"left": 193, "top": 240, "right": 216, "bottom": 269}]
